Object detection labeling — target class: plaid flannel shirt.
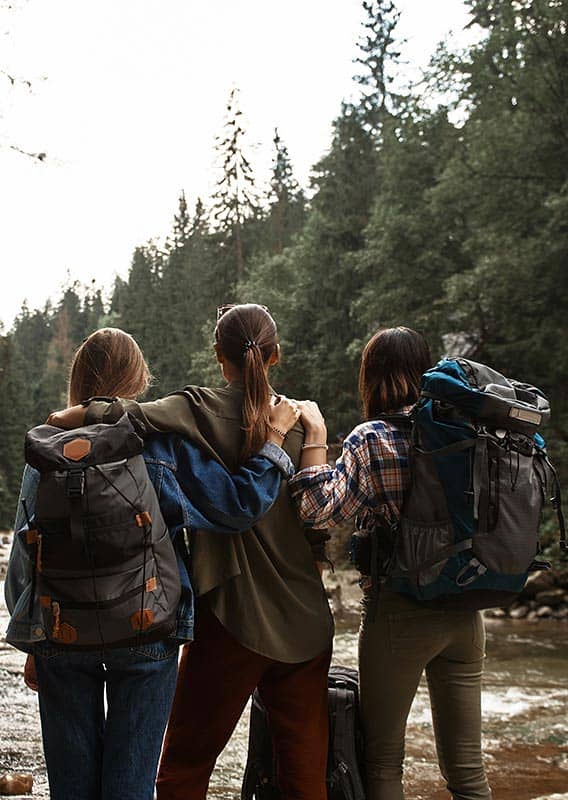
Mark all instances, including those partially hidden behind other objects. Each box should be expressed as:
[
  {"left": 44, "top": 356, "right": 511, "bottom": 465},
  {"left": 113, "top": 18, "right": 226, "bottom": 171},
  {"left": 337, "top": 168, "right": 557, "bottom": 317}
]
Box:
[{"left": 289, "top": 414, "right": 412, "bottom": 532}]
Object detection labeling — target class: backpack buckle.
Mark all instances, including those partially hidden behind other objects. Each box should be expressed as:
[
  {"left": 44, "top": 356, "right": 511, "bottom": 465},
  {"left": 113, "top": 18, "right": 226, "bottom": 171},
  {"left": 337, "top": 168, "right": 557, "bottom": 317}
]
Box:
[
  {"left": 66, "top": 468, "right": 85, "bottom": 497},
  {"left": 455, "top": 558, "right": 487, "bottom": 587}
]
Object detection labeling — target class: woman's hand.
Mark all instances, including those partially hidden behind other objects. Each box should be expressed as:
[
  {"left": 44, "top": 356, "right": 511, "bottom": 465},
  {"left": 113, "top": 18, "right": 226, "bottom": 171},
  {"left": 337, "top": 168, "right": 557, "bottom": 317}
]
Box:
[
  {"left": 24, "top": 654, "right": 38, "bottom": 692},
  {"left": 46, "top": 404, "right": 87, "bottom": 429},
  {"left": 266, "top": 396, "right": 301, "bottom": 445},
  {"left": 298, "top": 400, "right": 327, "bottom": 443}
]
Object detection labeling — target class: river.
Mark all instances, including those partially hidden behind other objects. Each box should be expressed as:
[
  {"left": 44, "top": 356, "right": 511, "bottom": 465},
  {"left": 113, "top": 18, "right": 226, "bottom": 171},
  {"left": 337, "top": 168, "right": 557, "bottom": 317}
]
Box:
[{"left": 1, "top": 580, "right": 567, "bottom": 799}]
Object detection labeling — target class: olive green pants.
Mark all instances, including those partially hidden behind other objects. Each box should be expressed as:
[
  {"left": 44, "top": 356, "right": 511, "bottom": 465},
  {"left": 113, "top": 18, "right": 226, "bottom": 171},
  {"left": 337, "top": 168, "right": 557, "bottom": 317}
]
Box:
[{"left": 358, "top": 589, "right": 492, "bottom": 800}]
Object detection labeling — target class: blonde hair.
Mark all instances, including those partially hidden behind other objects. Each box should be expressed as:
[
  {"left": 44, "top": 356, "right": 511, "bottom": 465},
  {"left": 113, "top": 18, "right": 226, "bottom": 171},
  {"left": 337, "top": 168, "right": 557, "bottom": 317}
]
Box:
[{"left": 68, "top": 327, "right": 151, "bottom": 406}]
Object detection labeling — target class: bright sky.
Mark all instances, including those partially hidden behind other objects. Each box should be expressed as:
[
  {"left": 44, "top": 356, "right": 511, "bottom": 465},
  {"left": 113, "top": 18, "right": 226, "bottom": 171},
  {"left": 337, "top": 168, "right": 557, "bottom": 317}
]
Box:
[{"left": 0, "top": 0, "right": 476, "bottom": 331}]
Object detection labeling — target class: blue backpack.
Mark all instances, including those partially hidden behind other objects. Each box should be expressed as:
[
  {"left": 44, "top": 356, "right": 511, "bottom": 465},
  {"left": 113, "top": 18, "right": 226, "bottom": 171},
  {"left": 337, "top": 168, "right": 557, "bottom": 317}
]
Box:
[{"left": 354, "top": 358, "right": 565, "bottom": 609}]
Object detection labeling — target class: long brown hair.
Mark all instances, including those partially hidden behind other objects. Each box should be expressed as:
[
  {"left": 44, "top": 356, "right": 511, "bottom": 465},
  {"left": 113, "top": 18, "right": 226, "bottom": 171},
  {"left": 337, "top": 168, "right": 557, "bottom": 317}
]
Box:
[
  {"left": 68, "top": 327, "right": 151, "bottom": 406},
  {"left": 359, "top": 326, "right": 432, "bottom": 420},
  {"left": 215, "top": 304, "right": 279, "bottom": 460}
]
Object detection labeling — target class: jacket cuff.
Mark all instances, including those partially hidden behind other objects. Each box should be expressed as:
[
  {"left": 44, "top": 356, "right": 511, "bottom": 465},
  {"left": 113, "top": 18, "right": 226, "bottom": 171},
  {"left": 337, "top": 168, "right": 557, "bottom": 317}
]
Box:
[
  {"left": 84, "top": 400, "right": 124, "bottom": 425},
  {"left": 258, "top": 442, "right": 295, "bottom": 479}
]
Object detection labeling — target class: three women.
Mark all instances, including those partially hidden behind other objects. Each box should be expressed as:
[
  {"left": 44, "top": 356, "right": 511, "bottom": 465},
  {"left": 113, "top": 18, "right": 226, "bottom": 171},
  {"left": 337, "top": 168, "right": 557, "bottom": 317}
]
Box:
[{"left": 6, "top": 312, "right": 492, "bottom": 800}]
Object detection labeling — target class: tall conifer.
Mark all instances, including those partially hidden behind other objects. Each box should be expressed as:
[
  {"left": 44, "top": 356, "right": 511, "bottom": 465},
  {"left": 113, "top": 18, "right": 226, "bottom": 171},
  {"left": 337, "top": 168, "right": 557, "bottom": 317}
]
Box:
[
  {"left": 211, "top": 86, "right": 260, "bottom": 282},
  {"left": 267, "top": 129, "right": 306, "bottom": 253}
]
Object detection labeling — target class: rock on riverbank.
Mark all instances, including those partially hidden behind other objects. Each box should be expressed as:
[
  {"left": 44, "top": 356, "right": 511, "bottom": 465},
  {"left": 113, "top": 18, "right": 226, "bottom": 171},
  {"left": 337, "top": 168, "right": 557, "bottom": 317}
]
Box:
[{"left": 484, "top": 567, "right": 568, "bottom": 621}]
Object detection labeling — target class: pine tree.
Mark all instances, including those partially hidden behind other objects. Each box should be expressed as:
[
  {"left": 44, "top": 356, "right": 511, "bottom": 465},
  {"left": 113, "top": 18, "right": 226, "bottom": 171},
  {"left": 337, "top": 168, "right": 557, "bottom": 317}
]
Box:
[
  {"left": 172, "top": 190, "right": 191, "bottom": 249},
  {"left": 115, "top": 242, "right": 165, "bottom": 374},
  {"left": 156, "top": 194, "right": 198, "bottom": 393},
  {"left": 83, "top": 281, "right": 106, "bottom": 333},
  {"left": 353, "top": 0, "right": 405, "bottom": 134},
  {"left": 190, "top": 197, "right": 208, "bottom": 238},
  {"left": 211, "top": 87, "right": 260, "bottom": 282},
  {"left": 267, "top": 104, "right": 379, "bottom": 433},
  {"left": 352, "top": 109, "right": 466, "bottom": 353},
  {"left": 266, "top": 128, "right": 306, "bottom": 253},
  {"left": 0, "top": 331, "right": 38, "bottom": 526}
]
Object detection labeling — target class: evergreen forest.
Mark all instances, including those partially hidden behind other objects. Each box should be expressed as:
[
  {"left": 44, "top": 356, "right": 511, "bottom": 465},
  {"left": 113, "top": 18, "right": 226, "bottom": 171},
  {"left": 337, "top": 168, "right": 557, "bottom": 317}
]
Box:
[{"left": 1, "top": 0, "right": 567, "bottom": 538}]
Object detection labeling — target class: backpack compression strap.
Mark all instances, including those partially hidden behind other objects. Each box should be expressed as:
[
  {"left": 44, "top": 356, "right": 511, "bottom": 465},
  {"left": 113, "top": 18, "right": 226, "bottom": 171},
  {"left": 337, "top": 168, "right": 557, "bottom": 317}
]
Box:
[{"left": 543, "top": 454, "right": 567, "bottom": 550}]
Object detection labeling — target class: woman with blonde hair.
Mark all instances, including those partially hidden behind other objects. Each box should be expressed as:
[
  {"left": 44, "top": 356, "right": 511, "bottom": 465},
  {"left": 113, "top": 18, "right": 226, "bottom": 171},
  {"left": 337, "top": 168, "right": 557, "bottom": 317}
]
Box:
[{"left": 5, "top": 326, "right": 301, "bottom": 800}]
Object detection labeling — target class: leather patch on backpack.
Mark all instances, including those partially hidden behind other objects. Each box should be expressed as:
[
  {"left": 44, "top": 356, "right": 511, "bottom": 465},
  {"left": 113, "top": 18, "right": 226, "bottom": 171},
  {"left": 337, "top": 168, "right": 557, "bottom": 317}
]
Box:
[
  {"left": 136, "top": 511, "right": 152, "bottom": 527},
  {"left": 145, "top": 576, "right": 158, "bottom": 592},
  {"left": 26, "top": 529, "right": 39, "bottom": 545},
  {"left": 131, "top": 609, "right": 154, "bottom": 631},
  {"left": 63, "top": 438, "right": 91, "bottom": 461},
  {"left": 58, "top": 623, "right": 78, "bottom": 644}
]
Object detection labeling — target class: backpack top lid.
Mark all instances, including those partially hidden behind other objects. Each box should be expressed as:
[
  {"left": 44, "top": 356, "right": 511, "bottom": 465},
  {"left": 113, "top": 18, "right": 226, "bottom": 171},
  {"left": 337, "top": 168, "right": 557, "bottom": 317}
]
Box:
[
  {"left": 25, "top": 412, "right": 145, "bottom": 473},
  {"left": 421, "top": 357, "right": 550, "bottom": 435}
]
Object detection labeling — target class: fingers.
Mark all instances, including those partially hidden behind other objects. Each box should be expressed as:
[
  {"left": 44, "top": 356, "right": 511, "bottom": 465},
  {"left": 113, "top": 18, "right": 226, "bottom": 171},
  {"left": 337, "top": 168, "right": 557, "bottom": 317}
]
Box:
[
  {"left": 295, "top": 400, "right": 327, "bottom": 438},
  {"left": 24, "top": 655, "right": 39, "bottom": 692},
  {"left": 268, "top": 395, "right": 301, "bottom": 435}
]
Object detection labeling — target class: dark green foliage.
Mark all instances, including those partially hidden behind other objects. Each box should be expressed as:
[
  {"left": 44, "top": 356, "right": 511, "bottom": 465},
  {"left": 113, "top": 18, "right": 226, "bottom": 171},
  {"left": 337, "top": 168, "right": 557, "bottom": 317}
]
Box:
[
  {"left": 352, "top": 109, "right": 469, "bottom": 354},
  {"left": 0, "top": 285, "right": 101, "bottom": 527},
  {"left": 265, "top": 129, "right": 307, "bottom": 254}
]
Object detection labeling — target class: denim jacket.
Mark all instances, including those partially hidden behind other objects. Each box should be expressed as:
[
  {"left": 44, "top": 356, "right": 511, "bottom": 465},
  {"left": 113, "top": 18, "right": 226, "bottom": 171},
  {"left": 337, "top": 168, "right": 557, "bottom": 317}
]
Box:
[{"left": 4, "top": 434, "right": 293, "bottom": 652}]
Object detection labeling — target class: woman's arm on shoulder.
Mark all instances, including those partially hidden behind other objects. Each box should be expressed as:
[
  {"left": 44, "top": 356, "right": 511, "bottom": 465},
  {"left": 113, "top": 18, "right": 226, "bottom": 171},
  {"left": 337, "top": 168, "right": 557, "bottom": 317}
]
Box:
[
  {"left": 47, "top": 394, "right": 194, "bottom": 436},
  {"left": 172, "top": 438, "right": 293, "bottom": 533},
  {"left": 166, "top": 396, "right": 300, "bottom": 533}
]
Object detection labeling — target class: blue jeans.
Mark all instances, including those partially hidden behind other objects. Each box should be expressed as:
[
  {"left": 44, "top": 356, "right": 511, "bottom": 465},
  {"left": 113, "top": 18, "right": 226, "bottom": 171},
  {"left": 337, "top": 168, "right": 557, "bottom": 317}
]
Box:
[{"left": 34, "top": 639, "right": 179, "bottom": 800}]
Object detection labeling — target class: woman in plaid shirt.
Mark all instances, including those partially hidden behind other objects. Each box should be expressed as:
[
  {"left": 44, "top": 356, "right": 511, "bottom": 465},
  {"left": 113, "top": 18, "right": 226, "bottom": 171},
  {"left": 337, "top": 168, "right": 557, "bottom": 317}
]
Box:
[{"left": 289, "top": 327, "right": 492, "bottom": 800}]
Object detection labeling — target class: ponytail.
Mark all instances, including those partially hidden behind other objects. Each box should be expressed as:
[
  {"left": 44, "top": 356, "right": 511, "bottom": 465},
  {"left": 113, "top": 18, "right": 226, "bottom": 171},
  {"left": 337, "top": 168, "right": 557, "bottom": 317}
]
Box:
[
  {"left": 215, "top": 304, "right": 279, "bottom": 462},
  {"left": 241, "top": 344, "right": 271, "bottom": 460}
]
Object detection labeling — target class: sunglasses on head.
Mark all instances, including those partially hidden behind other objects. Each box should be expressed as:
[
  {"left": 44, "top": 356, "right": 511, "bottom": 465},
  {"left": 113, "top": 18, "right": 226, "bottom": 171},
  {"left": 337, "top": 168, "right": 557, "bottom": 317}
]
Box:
[{"left": 216, "top": 303, "right": 270, "bottom": 322}]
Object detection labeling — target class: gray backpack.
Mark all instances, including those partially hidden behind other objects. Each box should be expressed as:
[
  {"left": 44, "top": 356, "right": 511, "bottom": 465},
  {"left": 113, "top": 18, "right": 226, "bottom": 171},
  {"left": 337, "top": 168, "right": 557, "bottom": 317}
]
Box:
[
  {"left": 351, "top": 358, "right": 565, "bottom": 610},
  {"left": 23, "top": 413, "right": 181, "bottom": 649}
]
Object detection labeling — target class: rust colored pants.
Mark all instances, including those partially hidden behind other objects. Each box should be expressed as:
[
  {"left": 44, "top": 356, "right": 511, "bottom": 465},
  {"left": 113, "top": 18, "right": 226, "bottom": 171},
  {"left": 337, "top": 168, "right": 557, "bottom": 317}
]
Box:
[{"left": 156, "top": 602, "right": 331, "bottom": 800}]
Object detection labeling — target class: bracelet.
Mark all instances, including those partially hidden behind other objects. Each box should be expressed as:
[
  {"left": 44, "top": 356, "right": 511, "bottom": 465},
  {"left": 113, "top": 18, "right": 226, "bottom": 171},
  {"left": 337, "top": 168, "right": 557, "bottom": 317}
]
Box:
[
  {"left": 301, "top": 443, "right": 329, "bottom": 451},
  {"left": 266, "top": 421, "right": 288, "bottom": 439}
]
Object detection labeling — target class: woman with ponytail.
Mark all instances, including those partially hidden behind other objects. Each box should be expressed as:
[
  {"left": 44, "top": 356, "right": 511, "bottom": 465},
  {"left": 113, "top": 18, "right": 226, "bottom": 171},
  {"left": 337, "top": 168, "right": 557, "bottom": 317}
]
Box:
[{"left": 49, "top": 305, "right": 334, "bottom": 800}]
